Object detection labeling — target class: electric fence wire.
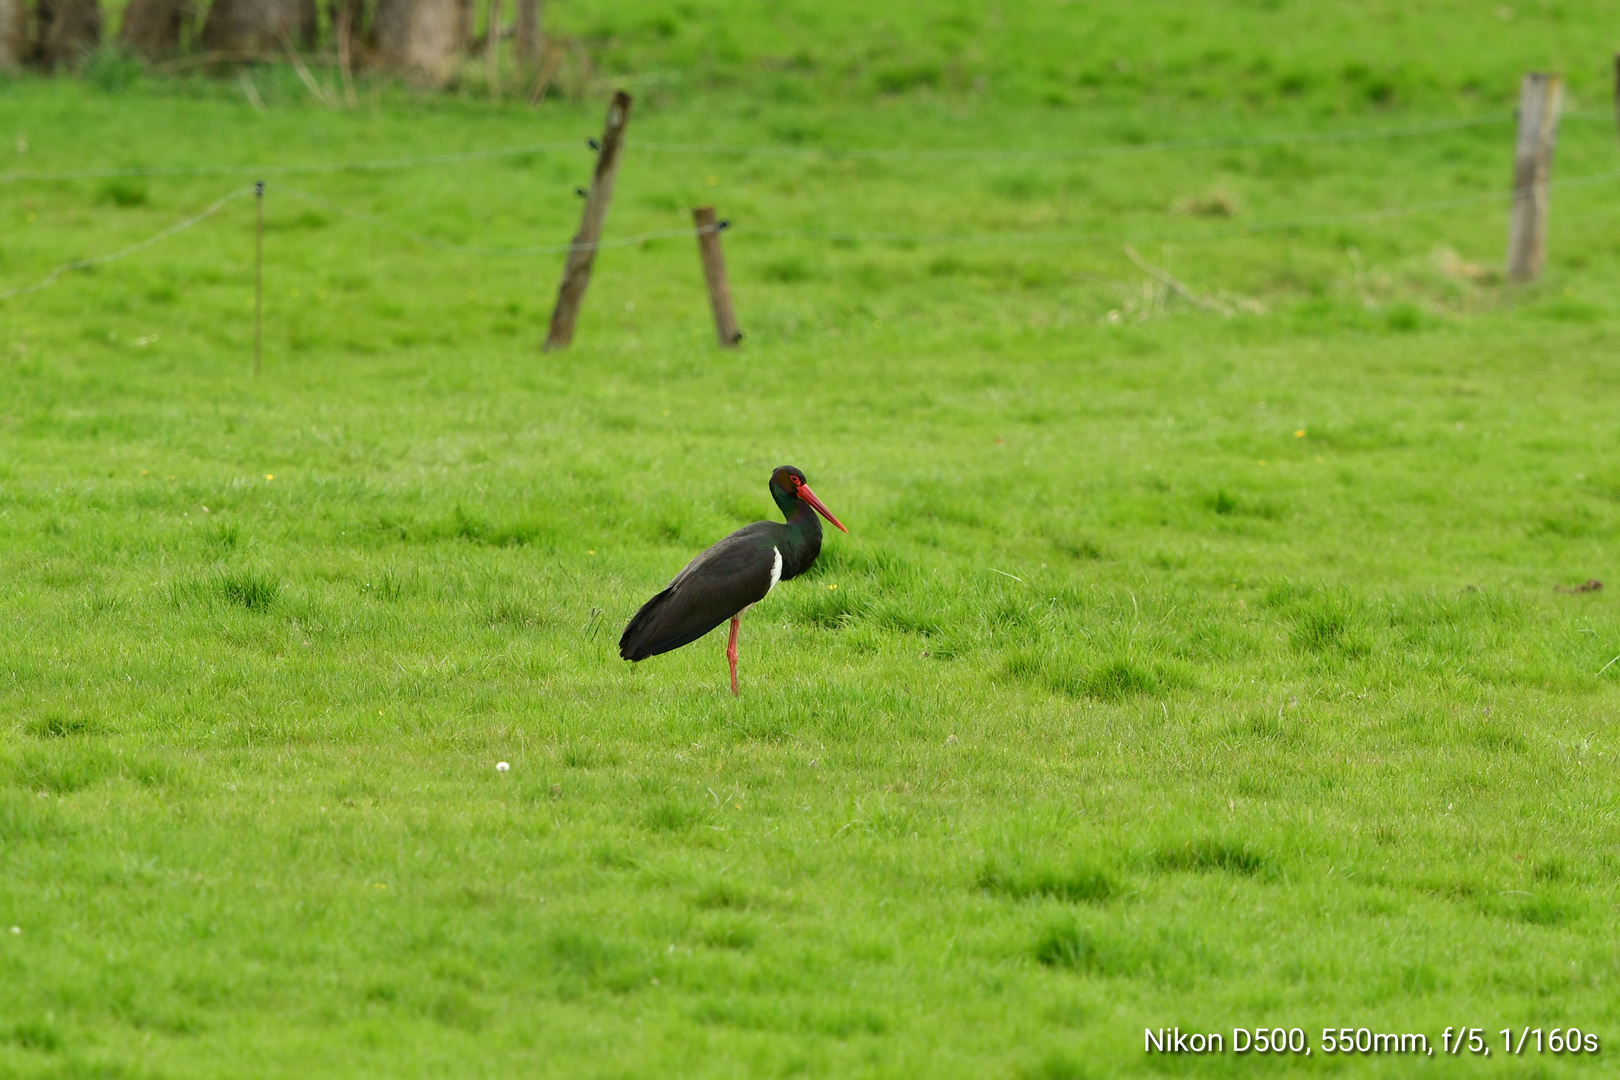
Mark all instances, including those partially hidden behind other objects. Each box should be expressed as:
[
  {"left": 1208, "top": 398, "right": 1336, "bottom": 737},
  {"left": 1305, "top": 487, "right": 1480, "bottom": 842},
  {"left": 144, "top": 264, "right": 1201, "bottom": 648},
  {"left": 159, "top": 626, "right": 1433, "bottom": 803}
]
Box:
[
  {"left": 736, "top": 166, "right": 1620, "bottom": 247},
  {"left": 7, "top": 164, "right": 1620, "bottom": 305},
  {"left": 632, "top": 113, "right": 1513, "bottom": 159},
  {"left": 0, "top": 186, "right": 257, "bottom": 303},
  {"left": 280, "top": 164, "right": 1620, "bottom": 253},
  {"left": 276, "top": 186, "right": 719, "bottom": 255},
  {"left": 0, "top": 112, "right": 1520, "bottom": 185},
  {"left": 0, "top": 182, "right": 723, "bottom": 301},
  {"left": 0, "top": 142, "right": 585, "bottom": 184}
]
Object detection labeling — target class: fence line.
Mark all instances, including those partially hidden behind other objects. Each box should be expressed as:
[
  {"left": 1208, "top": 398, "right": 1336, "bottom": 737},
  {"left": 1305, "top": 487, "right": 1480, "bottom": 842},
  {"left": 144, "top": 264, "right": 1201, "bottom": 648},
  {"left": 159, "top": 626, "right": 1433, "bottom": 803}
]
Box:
[
  {"left": 0, "top": 142, "right": 584, "bottom": 184},
  {"left": 0, "top": 183, "right": 720, "bottom": 301},
  {"left": 0, "top": 187, "right": 256, "bottom": 303},
  {"left": 0, "top": 113, "right": 1516, "bottom": 185},
  {"left": 284, "top": 165, "right": 1620, "bottom": 253},
  {"left": 5, "top": 163, "right": 1619, "bottom": 304},
  {"left": 737, "top": 167, "right": 1620, "bottom": 249},
  {"left": 277, "top": 187, "right": 716, "bottom": 255},
  {"left": 633, "top": 114, "right": 1511, "bottom": 160}
]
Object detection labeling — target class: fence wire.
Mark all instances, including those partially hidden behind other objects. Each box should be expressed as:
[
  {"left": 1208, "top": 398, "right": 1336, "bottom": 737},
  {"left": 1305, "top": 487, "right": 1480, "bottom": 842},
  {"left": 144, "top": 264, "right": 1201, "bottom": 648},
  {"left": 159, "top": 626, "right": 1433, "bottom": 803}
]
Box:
[
  {"left": 0, "top": 142, "right": 585, "bottom": 184},
  {"left": 735, "top": 167, "right": 1620, "bottom": 248},
  {"left": 5, "top": 162, "right": 1619, "bottom": 305},
  {"left": 0, "top": 113, "right": 1517, "bottom": 185},
  {"left": 277, "top": 187, "right": 716, "bottom": 255},
  {"left": 0, "top": 187, "right": 257, "bottom": 303},
  {"left": 633, "top": 114, "right": 1511, "bottom": 160}
]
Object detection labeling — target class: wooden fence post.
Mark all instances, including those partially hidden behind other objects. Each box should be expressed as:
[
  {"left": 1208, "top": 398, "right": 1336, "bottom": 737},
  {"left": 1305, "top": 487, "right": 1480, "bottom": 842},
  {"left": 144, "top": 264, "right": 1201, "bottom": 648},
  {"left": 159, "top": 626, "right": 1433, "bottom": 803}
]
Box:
[
  {"left": 1506, "top": 71, "right": 1562, "bottom": 283},
  {"left": 692, "top": 206, "right": 740, "bottom": 347},
  {"left": 544, "top": 90, "right": 632, "bottom": 351}
]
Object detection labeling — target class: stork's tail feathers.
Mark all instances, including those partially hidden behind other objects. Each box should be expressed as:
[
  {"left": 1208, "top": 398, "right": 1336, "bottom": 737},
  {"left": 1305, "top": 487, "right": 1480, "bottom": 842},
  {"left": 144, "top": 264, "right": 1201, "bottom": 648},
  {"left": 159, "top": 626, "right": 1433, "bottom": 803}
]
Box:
[{"left": 618, "top": 587, "right": 673, "bottom": 661}]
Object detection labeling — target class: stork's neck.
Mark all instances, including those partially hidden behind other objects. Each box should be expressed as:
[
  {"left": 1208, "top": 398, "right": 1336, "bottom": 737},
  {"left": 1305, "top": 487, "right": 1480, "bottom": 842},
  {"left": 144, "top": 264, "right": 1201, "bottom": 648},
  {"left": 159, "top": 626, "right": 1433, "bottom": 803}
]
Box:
[{"left": 775, "top": 498, "right": 823, "bottom": 579}]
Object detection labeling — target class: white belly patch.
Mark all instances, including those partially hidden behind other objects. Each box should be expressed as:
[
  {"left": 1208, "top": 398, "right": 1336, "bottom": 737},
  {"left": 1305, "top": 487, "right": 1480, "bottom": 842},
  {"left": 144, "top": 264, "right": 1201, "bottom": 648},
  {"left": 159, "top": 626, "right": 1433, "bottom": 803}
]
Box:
[{"left": 768, "top": 547, "right": 783, "bottom": 593}]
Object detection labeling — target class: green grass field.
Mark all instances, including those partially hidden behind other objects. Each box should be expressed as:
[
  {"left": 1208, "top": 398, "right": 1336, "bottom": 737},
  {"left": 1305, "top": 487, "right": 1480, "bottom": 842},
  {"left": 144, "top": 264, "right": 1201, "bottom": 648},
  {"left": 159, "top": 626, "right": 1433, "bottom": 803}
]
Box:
[{"left": 3, "top": 2, "right": 1620, "bottom": 1076}]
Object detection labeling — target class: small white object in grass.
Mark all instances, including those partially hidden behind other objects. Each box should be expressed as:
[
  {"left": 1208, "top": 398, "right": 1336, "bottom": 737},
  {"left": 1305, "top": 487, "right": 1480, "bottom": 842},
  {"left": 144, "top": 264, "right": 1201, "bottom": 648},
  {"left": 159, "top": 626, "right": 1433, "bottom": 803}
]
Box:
[
  {"left": 945, "top": 734, "right": 958, "bottom": 746},
  {"left": 496, "top": 762, "right": 510, "bottom": 773},
  {"left": 8, "top": 926, "right": 18, "bottom": 934}
]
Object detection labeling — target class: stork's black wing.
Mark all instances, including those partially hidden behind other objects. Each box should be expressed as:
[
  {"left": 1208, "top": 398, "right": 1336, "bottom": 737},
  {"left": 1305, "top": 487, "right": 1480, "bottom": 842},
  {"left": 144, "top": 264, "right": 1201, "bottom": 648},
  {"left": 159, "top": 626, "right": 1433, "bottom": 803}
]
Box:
[{"left": 619, "top": 524, "right": 782, "bottom": 661}]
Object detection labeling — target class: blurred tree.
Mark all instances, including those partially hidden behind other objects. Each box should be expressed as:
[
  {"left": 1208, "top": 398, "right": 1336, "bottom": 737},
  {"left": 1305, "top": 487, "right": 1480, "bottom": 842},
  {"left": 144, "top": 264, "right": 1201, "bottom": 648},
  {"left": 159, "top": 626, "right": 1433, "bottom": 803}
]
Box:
[
  {"left": 513, "top": 0, "right": 539, "bottom": 63},
  {"left": 202, "top": 0, "right": 315, "bottom": 53},
  {"left": 374, "top": 0, "right": 459, "bottom": 84},
  {"left": 331, "top": 0, "right": 361, "bottom": 105},
  {"left": 0, "top": 0, "right": 24, "bottom": 68},
  {"left": 37, "top": 0, "right": 102, "bottom": 66},
  {"left": 454, "top": 0, "right": 473, "bottom": 59},
  {"left": 120, "top": 0, "right": 184, "bottom": 56}
]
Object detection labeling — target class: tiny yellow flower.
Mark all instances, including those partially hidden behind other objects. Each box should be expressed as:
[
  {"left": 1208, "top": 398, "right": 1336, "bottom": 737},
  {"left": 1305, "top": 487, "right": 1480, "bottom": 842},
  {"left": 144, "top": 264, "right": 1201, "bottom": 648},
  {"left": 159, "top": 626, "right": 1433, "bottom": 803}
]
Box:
[
  {"left": 828, "top": 584, "right": 838, "bottom": 590},
  {"left": 265, "top": 474, "right": 274, "bottom": 480},
  {"left": 1294, "top": 429, "right": 1305, "bottom": 438}
]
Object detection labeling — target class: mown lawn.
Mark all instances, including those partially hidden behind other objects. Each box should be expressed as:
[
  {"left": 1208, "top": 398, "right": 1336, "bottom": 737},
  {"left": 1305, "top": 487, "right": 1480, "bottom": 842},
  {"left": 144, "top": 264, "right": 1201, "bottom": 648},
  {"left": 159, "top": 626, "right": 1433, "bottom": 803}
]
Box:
[{"left": 2, "top": 2, "right": 1619, "bottom": 1076}]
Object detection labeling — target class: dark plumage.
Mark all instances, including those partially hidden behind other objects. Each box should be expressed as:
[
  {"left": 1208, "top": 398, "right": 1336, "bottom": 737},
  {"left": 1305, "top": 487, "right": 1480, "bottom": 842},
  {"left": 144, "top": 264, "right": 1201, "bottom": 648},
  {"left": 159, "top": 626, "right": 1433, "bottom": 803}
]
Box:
[{"left": 620, "top": 465, "right": 848, "bottom": 695}]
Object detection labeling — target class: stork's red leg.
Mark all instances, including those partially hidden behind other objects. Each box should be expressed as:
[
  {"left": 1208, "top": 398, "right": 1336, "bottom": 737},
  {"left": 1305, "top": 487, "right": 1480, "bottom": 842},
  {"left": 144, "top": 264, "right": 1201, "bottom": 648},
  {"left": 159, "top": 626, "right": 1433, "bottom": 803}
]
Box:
[{"left": 726, "top": 615, "right": 741, "bottom": 696}]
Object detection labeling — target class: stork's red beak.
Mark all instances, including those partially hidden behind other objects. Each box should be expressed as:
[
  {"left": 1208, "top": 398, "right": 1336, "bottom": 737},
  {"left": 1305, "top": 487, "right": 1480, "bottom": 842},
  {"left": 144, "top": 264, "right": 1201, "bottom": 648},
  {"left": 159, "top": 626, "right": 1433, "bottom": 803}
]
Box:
[{"left": 797, "top": 483, "right": 848, "bottom": 533}]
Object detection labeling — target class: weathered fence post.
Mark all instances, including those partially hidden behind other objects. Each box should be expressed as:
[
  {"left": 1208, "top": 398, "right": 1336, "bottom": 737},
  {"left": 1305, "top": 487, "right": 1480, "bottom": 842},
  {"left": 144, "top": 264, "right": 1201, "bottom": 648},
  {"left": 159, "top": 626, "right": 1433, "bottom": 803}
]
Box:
[
  {"left": 544, "top": 90, "right": 632, "bottom": 351},
  {"left": 692, "top": 206, "right": 741, "bottom": 347},
  {"left": 1506, "top": 72, "right": 1562, "bottom": 283}
]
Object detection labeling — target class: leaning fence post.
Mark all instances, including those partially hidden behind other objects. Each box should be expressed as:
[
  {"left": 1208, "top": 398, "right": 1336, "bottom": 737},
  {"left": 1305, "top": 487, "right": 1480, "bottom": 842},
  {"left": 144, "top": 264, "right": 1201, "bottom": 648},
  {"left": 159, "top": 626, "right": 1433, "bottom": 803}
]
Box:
[
  {"left": 1506, "top": 72, "right": 1562, "bottom": 283},
  {"left": 544, "top": 90, "right": 632, "bottom": 351},
  {"left": 692, "top": 206, "right": 741, "bottom": 347}
]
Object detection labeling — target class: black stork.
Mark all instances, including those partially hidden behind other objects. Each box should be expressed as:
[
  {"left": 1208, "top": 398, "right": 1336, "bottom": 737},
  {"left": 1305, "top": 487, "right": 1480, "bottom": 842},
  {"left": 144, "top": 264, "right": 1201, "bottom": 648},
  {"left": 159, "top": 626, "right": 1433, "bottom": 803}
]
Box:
[{"left": 619, "top": 465, "right": 848, "bottom": 695}]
